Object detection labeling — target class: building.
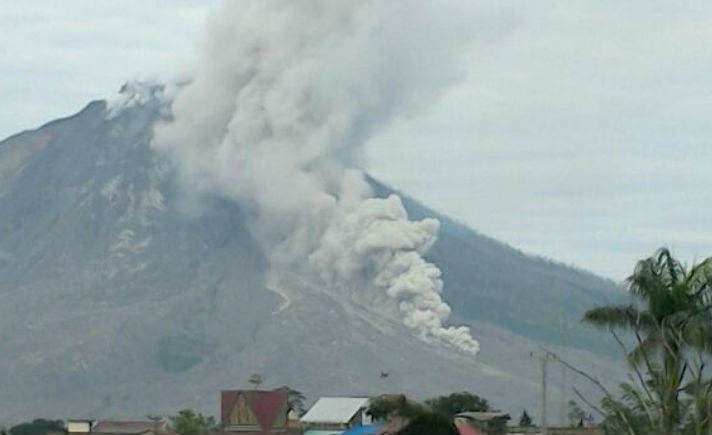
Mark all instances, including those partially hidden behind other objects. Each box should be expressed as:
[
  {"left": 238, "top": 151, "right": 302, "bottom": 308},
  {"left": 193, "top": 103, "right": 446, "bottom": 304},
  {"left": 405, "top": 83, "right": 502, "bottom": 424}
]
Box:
[
  {"left": 454, "top": 412, "right": 510, "bottom": 435},
  {"left": 66, "top": 420, "right": 93, "bottom": 434},
  {"left": 221, "top": 388, "right": 290, "bottom": 433},
  {"left": 300, "top": 397, "right": 371, "bottom": 433},
  {"left": 92, "top": 421, "right": 169, "bottom": 435}
]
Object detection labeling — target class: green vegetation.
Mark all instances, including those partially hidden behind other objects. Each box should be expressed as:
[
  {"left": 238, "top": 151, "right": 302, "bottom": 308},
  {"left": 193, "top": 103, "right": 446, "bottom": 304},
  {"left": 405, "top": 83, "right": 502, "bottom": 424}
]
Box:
[
  {"left": 566, "top": 400, "right": 592, "bottom": 428},
  {"left": 368, "top": 391, "right": 505, "bottom": 435},
  {"left": 425, "top": 392, "right": 489, "bottom": 418},
  {"left": 426, "top": 392, "right": 507, "bottom": 434},
  {"left": 281, "top": 386, "right": 307, "bottom": 415},
  {"left": 396, "top": 413, "right": 458, "bottom": 435},
  {"left": 156, "top": 335, "right": 210, "bottom": 373},
  {"left": 582, "top": 247, "right": 712, "bottom": 435},
  {"left": 367, "top": 395, "right": 425, "bottom": 421},
  {"left": 367, "top": 395, "right": 455, "bottom": 435},
  {"left": 9, "top": 419, "right": 64, "bottom": 435},
  {"left": 168, "top": 409, "right": 216, "bottom": 435},
  {"left": 248, "top": 373, "right": 263, "bottom": 388},
  {"left": 518, "top": 409, "right": 533, "bottom": 427}
]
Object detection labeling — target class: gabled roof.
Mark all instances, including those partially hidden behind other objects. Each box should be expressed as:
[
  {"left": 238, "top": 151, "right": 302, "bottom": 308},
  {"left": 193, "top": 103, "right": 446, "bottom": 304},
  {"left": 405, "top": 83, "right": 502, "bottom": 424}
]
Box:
[
  {"left": 221, "top": 389, "right": 288, "bottom": 431},
  {"left": 300, "top": 397, "right": 370, "bottom": 424},
  {"left": 92, "top": 421, "right": 166, "bottom": 434}
]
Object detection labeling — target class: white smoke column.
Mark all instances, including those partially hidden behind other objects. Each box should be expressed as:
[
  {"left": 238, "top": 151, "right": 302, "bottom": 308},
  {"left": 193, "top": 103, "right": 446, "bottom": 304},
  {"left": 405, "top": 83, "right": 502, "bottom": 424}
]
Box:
[
  {"left": 310, "top": 175, "right": 480, "bottom": 355},
  {"left": 153, "top": 0, "right": 480, "bottom": 355}
]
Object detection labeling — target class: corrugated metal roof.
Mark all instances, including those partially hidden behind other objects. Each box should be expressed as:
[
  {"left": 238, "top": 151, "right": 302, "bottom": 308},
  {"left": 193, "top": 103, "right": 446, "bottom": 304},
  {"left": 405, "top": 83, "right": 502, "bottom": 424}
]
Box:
[{"left": 300, "top": 397, "right": 370, "bottom": 424}]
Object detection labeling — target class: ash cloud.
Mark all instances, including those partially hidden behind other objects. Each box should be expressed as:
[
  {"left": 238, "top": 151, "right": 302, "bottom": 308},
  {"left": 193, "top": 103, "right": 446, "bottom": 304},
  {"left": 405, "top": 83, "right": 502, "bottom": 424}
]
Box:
[{"left": 153, "top": 0, "right": 480, "bottom": 355}]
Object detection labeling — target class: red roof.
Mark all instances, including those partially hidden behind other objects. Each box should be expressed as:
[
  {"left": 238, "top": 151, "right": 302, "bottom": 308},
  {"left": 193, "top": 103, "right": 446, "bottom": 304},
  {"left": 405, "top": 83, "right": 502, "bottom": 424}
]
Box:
[
  {"left": 455, "top": 423, "right": 483, "bottom": 435},
  {"left": 221, "top": 389, "right": 288, "bottom": 432}
]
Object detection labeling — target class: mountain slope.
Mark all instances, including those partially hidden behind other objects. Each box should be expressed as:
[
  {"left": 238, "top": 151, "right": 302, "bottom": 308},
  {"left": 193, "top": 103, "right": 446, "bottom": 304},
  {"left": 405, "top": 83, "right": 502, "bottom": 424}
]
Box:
[
  {"left": 372, "top": 181, "right": 623, "bottom": 357},
  {"left": 0, "top": 89, "right": 624, "bottom": 423}
]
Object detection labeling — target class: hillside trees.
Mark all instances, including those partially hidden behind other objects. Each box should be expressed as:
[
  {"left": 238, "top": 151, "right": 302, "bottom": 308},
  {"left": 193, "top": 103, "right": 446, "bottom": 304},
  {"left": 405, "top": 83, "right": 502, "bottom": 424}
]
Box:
[{"left": 582, "top": 248, "right": 712, "bottom": 434}]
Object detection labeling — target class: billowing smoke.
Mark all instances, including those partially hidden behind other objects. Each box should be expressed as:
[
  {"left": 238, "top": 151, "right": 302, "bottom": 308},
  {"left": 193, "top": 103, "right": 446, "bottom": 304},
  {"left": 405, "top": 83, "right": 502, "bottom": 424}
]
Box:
[{"left": 153, "top": 0, "right": 480, "bottom": 355}]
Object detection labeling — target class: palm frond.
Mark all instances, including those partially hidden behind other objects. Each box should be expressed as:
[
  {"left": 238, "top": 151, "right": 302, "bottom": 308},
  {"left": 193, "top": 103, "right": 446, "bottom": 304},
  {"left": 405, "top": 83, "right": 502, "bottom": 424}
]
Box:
[
  {"left": 582, "top": 304, "right": 655, "bottom": 333},
  {"left": 628, "top": 334, "right": 661, "bottom": 366}
]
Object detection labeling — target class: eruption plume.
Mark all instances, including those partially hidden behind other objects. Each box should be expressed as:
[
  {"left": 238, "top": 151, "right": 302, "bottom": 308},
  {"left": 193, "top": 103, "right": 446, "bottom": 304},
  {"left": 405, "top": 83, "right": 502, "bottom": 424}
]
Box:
[{"left": 153, "top": 0, "right": 480, "bottom": 355}]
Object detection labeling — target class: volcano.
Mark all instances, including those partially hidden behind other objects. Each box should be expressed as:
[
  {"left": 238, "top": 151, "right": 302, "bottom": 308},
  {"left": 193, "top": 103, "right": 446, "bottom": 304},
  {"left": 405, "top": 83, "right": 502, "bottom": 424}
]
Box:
[{"left": 0, "top": 86, "right": 623, "bottom": 423}]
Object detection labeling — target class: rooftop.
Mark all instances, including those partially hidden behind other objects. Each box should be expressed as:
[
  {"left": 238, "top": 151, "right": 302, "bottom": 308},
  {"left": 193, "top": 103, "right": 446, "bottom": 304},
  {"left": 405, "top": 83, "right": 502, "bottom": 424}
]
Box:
[
  {"left": 92, "top": 421, "right": 166, "bottom": 434},
  {"left": 300, "top": 398, "right": 370, "bottom": 424},
  {"left": 221, "top": 388, "right": 289, "bottom": 431},
  {"left": 455, "top": 412, "right": 510, "bottom": 422}
]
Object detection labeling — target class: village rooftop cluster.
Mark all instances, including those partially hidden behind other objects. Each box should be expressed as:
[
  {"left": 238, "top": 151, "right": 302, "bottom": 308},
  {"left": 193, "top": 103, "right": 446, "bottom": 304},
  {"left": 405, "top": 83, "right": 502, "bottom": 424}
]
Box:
[{"left": 1, "top": 388, "right": 606, "bottom": 435}]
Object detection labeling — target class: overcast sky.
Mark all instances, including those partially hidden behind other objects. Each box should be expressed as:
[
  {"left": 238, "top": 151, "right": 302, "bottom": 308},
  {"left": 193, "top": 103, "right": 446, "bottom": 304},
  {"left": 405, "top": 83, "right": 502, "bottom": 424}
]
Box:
[{"left": 2, "top": 1, "right": 710, "bottom": 281}]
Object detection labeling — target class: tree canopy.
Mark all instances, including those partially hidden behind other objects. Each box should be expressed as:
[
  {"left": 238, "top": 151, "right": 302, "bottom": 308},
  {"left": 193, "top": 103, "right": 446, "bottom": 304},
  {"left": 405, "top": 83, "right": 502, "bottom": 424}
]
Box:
[
  {"left": 425, "top": 392, "right": 490, "bottom": 419},
  {"left": 367, "top": 395, "right": 425, "bottom": 421},
  {"left": 395, "top": 413, "right": 458, "bottom": 435},
  {"left": 281, "top": 386, "right": 307, "bottom": 416},
  {"left": 582, "top": 247, "right": 712, "bottom": 435},
  {"left": 369, "top": 392, "right": 503, "bottom": 435},
  {"left": 169, "top": 409, "right": 216, "bottom": 435},
  {"left": 518, "top": 409, "right": 533, "bottom": 427},
  {"left": 9, "top": 419, "right": 64, "bottom": 435}
]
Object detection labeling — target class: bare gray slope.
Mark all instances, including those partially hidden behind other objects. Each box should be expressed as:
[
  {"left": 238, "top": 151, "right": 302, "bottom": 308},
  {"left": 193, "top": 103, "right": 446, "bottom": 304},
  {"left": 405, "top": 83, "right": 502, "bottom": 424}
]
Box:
[{"left": 0, "top": 93, "right": 622, "bottom": 423}]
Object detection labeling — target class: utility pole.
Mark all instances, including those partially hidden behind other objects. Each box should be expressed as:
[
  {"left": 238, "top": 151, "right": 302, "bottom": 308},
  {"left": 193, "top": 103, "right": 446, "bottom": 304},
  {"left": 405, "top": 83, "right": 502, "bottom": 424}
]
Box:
[
  {"left": 531, "top": 351, "right": 552, "bottom": 435},
  {"left": 542, "top": 355, "right": 548, "bottom": 435},
  {"left": 561, "top": 318, "right": 569, "bottom": 426}
]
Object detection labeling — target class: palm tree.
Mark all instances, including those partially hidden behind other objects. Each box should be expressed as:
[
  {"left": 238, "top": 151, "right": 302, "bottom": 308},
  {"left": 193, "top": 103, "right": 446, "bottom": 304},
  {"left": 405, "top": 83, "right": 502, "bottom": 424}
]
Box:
[{"left": 583, "top": 248, "right": 712, "bottom": 433}]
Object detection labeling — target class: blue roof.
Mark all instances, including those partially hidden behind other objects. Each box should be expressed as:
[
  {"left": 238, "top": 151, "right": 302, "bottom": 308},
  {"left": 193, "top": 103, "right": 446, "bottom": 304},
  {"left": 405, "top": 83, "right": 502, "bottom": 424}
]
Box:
[
  {"left": 341, "top": 424, "right": 383, "bottom": 435},
  {"left": 304, "top": 431, "right": 341, "bottom": 435}
]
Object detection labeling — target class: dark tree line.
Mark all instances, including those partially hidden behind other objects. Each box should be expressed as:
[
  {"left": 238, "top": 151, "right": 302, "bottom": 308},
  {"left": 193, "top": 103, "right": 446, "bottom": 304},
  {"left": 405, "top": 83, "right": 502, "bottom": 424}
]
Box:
[{"left": 8, "top": 419, "right": 64, "bottom": 435}]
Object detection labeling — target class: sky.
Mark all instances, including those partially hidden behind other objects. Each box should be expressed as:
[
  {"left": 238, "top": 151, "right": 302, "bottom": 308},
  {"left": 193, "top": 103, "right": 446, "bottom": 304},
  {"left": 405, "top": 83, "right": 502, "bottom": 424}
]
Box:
[{"left": 1, "top": 1, "right": 710, "bottom": 281}]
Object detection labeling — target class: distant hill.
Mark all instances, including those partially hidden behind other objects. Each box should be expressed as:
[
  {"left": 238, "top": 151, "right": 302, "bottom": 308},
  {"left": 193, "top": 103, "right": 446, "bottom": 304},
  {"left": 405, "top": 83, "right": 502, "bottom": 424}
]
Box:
[{"left": 0, "top": 87, "right": 625, "bottom": 424}]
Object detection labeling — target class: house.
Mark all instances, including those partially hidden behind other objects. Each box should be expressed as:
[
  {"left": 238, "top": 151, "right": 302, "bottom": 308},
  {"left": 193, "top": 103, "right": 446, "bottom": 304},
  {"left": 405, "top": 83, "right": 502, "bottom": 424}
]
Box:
[
  {"left": 66, "top": 420, "right": 93, "bottom": 434},
  {"left": 92, "top": 421, "right": 169, "bottom": 435},
  {"left": 221, "top": 388, "right": 290, "bottom": 433},
  {"left": 454, "top": 412, "right": 510, "bottom": 435},
  {"left": 300, "top": 397, "right": 371, "bottom": 433}
]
